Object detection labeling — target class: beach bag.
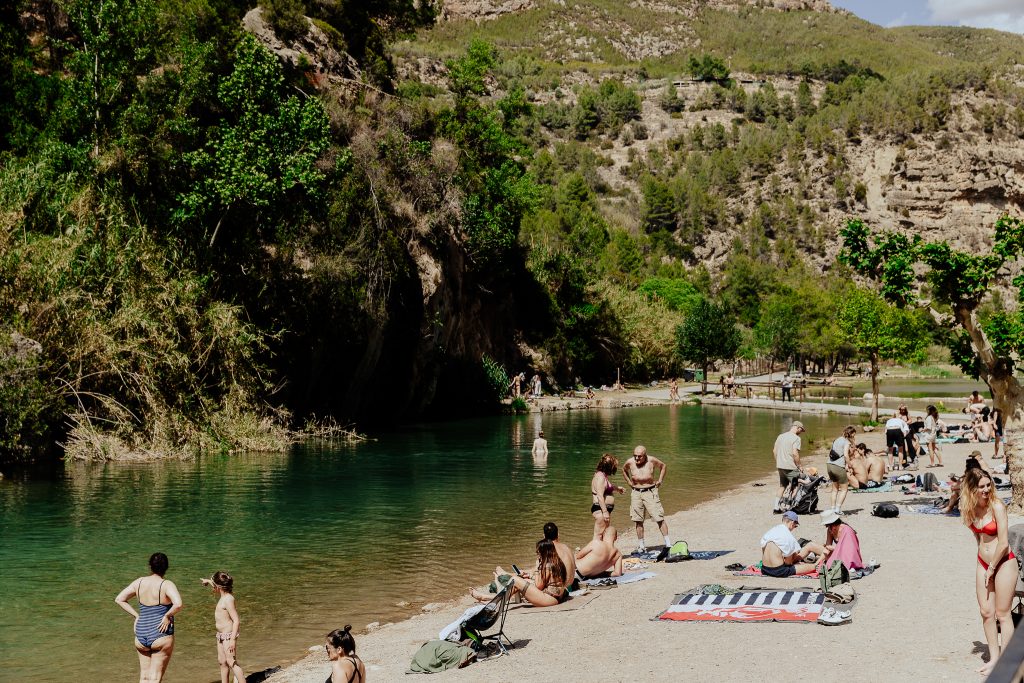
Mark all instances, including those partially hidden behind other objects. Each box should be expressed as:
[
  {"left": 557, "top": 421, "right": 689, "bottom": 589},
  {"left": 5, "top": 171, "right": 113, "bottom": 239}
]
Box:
[
  {"left": 828, "top": 448, "right": 842, "bottom": 462},
  {"left": 665, "top": 541, "right": 690, "bottom": 563},
  {"left": 819, "top": 560, "right": 850, "bottom": 593},
  {"left": 872, "top": 503, "right": 899, "bottom": 518}
]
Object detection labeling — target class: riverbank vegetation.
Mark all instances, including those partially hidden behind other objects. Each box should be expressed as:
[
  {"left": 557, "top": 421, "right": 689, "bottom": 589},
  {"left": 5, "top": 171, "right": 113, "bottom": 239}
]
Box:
[{"left": 1, "top": 1, "right": 1020, "bottom": 463}]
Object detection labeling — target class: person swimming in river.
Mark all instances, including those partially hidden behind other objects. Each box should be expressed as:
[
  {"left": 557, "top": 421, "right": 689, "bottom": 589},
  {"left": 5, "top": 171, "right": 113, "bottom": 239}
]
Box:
[{"left": 200, "top": 571, "right": 245, "bottom": 683}]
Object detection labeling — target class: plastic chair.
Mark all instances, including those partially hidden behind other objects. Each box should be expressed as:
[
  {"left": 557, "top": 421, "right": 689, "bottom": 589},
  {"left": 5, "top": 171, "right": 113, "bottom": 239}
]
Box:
[{"left": 461, "top": 584, "right": 513, "bottom": 656}]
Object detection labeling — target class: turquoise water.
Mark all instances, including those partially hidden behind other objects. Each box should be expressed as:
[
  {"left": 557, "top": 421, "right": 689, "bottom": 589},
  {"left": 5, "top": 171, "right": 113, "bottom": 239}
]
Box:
[{"left": 0, "top": 405, "right": 851, "bottom": 682}]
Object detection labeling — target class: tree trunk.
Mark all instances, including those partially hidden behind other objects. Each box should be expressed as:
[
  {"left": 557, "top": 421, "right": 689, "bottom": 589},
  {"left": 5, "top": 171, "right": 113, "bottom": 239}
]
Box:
[
  {"left": 954, "top": 305, "right": 1024, "bottom": 510},
  {"left": 870, "top": 352, "right": 880, "bottom": 423}
]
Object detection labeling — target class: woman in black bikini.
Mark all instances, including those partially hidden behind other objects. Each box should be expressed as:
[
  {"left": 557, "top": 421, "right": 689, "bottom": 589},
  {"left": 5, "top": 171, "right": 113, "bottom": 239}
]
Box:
[
  {"left": 961, "top": 468, "right": 1017, "bottom": 675},
  {"left": 591, "top": 454, "right": 625, "bottom": 541},
  {"left": 326, "top": 625, "right": 365, "bottom": 683}
]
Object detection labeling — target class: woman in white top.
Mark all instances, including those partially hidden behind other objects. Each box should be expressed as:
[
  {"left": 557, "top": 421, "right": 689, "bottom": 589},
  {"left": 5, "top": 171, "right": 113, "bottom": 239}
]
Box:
[
  {"left": 884, "top": 412, "right": 909, "bottom": 470},
  {"left": 921, "top": 405, "right": 943, "bottom": 467},
  {"left": 827, "top": 426, "right": 856, "bottom": 514}
]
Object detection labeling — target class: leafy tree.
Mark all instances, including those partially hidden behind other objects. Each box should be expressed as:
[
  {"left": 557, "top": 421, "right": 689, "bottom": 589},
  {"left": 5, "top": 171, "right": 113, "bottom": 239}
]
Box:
[
  {"left": 176, "top": 35, "right": 330, "bottom": 247},
  {"left": 840, "top": 216, "right": 1024, "bottom": 505},
  {"left": 796, "top": 81, "right": 815, "bottom": 117},
  {"left": 753, "top": 295, "right": 798, "bottom": 379},
  {"left": 837, "top": 287, "right": 927, "bottom": 420},
  {"left": 688, "top": 54, "right": 730, "bottom": 83},
  {"left": 638, "top": 278, "right": 702, "bottom": 313},
  {"left": 641, "top": 176, "right": 676, "bottom": 234},
  {"left": 676, "top": 297, "right": 741, "bottom": 392}
]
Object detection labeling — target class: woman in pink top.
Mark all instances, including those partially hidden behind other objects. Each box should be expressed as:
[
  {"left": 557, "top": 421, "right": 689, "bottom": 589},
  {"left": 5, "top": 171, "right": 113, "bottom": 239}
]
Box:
[{"left": 590, "top": 454, "right": 625, "bottom": 541}]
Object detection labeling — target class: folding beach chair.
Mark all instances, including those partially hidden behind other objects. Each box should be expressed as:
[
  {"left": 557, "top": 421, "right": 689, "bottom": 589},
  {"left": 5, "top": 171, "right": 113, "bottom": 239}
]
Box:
[{"left": 461, "top": 585, "right": 513, "bottom": 656}]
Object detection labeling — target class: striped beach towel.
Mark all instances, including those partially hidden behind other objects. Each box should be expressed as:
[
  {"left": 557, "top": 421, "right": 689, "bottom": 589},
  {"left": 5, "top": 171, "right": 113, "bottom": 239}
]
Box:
[{"left": 656, "top": 590, "right": 824, "bottom": 622}]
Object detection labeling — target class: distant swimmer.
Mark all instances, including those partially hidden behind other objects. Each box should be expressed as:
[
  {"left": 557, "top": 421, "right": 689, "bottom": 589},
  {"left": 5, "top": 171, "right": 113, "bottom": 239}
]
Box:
[{"left": 532, "top": 430, "right": 549, "bottom": 459}]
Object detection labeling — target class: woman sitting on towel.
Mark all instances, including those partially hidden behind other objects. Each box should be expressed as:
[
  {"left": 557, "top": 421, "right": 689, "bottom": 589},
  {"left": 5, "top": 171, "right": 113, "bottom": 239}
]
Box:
[
  {"left": 472, "top": 540, "right": 569, "bottom": 607},
  {"left": 961, "top": 467, "right": 1017, "bottom": 675},
  {"left": 817, "top": 510, "right": 864, "bottom": 570}
]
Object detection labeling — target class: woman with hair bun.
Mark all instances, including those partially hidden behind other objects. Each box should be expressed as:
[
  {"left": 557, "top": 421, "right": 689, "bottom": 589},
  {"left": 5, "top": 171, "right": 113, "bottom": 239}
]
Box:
[
  {"left": 114, "top": 552, "right": 183, "bottom": 683},
  {"left": 326, "top": 625, "right": 365, "bottom": 683}
]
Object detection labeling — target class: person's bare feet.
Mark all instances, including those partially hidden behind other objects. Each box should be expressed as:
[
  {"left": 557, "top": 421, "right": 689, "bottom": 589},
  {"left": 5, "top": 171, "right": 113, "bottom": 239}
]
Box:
[
  {"left": 470, "top": 588, "right": 492, "bottom": 602},
  {"left": 977, "top": 660, "right": 995, "bottom": 675}
]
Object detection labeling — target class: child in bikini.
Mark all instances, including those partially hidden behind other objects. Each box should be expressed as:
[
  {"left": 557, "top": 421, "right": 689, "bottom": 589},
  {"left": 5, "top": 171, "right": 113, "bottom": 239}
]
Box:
[{"left": 200, "top": 571, "right": 245, "bottom": 683}]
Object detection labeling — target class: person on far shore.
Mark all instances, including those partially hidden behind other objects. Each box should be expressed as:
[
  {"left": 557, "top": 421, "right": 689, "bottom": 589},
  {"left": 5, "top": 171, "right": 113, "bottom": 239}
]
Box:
[
  {"left": 772, "top": 420, "right": 805, "bottom": 513},
  {"left": 576, "top": 527, "right": 624, "bottom": 578},
  {"left": 759, "top": 511, "right": 828, "bottom": 577},
  {"left": 965, "top": 390, "right": 987, "bottom": 415},
  {"left": 992, "top": 407, "right": 1004, "bottom": 459},
  {"left": 200, "top": 571, "right": 244, "bottom": 683},
  {"left": 922, "top": 404, "right": 943, "bottom": 468},
  {"left": 531, "top": 373, "right": 542, "bottom": 399},
  {"left": 532, "top": 430, "right": 548, "bottom": 459},
  {"left": 114, "top": 552, "right": 183, "bottom": 683},
  {"left": 509, "top": 373, "right": 522, "bottom": 399},
  {"left": 622, "top": 445, "right": 672, "bottom": 555},
  {"left": 591, "top": 454, "right": 625, "bottom": 541},
  {"left": 325, "top": 625, "right": 366, "bottom": 683},
  {"left": 669, "top": 377, "right": 679, "bottom": 403},
  {"left": 961, "top": 467, "right": 1017, "bottom": 675},
  {"left": 781, "top": 374, "right": 794, "bottom": 402},
  {"left": 827, "top": 426, "right": 855, "bottom": 514}
]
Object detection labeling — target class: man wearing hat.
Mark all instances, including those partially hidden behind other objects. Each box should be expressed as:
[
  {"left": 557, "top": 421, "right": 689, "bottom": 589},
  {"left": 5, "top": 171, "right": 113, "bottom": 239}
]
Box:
[
  {"left": 772, "top": 420, "right": 805, "bottom": 513},
  {"left": 759, "top": 511, "right": 828, "bottom": 577}
]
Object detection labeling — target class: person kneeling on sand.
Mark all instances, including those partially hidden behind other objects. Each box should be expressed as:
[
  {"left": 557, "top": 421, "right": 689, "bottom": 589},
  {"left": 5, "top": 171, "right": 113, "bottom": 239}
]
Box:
[
  {"left": 847, "top": 445, "right": 887, "bottom": 489},
  {"left": 760, "top": 511, "right": 829, "bottom": 577},
  {"left": 576, "top": 527, "right": 624, "bottom": 578}
]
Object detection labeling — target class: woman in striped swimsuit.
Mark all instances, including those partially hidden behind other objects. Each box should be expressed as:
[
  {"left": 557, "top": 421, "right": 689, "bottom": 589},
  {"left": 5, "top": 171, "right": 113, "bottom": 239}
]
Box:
[{"left": 115, "top": 552, "right": 184, "bottom": 683}]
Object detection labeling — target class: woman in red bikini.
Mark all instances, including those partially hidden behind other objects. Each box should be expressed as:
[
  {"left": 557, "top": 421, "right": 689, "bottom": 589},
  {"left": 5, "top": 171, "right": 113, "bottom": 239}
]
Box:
[
  {"left": 961, "top": 467, "right": 1017, "bottom": 675},
  {"left": 590, "top": 454, "right": 625, "bottom": 541}
]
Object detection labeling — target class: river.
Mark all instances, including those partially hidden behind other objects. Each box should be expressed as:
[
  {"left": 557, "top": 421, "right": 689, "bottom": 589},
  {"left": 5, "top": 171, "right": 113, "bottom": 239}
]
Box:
[{"left": 0, "top": 404, "right": 852, "bottom": 682}]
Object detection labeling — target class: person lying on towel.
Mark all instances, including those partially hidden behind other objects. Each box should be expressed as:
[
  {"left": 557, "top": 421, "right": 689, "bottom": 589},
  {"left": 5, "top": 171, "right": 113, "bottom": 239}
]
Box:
[{"left": 759, "top": 511, "right": 829, "bottom": 577}]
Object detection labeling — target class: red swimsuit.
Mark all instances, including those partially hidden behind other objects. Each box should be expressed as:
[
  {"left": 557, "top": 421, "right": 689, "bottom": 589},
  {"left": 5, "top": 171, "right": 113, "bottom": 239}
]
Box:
[{"left": 971, "top": 518, "right": 1016, "bottom": 570}]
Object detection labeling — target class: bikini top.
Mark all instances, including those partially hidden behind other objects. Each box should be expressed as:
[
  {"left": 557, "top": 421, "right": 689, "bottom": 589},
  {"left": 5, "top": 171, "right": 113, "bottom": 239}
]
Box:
[
  {"left": 971, "top": 518, "right": 999, "bottom": 535},
  {"left": 597, "top": 473, "right": 613, "bottom": 496},
  {"left": 326, "top": 656, "right": 362, "bottom": 683}
]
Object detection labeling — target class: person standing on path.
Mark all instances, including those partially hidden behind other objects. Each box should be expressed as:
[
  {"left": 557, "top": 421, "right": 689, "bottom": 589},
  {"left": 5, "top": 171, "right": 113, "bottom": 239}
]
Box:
[
  {"left": 773, "top": 421, "right": 805, "bottom": 513},
  {"left": 827, "top": 426, "right": 855, "bottom": 515},
  {"left": 781, "top": 374, "right": 794, "bottom": 402},
  {"left": 531, "top": 374, "right": 542, "bottom": 399},
  {"left": 532, "top": 430, "right": 548, "bottom": 459},
  {"left": 622, "top": 445, "right": 672, "bottom": 555}
]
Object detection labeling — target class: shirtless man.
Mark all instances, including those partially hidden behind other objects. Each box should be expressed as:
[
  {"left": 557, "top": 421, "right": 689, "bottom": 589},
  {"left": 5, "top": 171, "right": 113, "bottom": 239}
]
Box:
[
  {"left": 668, "top": 378, "right": 679, "bottom": 403},
  {"left": 760, "top": 511, "right": 828, "bottom": 577},
  {"left": 532, "top": 430, "right": 548, "bottom": 459},
  {"left": 848, "top": 445, "right": 887, "bottom": 489},
  {"left": 965, "top": 390, "right": 987, "bottom": 415},
  {"left": 622, "top": 445, "right": 671, "bottom": 555},
  {"left": 576, "top": 527, "right": 624, "bottom": 578}
]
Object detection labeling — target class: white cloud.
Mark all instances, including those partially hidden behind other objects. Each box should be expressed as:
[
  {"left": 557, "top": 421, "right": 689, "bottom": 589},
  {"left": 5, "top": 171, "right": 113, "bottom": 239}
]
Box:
[{"left": 927, "top": 0, "right": 1024, "bottom": 33}]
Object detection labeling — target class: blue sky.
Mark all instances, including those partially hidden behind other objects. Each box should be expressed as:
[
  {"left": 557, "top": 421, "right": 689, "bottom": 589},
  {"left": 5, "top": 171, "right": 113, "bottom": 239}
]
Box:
[{"left": 830, "top": 0, "right": 1024, "bottom": 34}]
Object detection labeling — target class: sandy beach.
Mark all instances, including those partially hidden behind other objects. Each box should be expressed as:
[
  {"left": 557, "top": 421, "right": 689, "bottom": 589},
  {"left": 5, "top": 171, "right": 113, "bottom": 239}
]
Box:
[{"left": 267, "top": 427, "right": 1016, "bottom": 683}]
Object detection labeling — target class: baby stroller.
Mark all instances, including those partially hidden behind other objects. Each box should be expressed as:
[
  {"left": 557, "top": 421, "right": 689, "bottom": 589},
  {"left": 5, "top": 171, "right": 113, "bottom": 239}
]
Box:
[{"left": 780, "top": 475, "right": 825, "bottom": 515}]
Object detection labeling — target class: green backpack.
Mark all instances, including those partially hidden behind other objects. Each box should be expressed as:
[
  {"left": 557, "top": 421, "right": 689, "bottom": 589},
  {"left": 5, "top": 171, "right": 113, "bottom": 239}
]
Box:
[
  {"left": 819, "top": 559, "right": 850, "bottom": 593},
  {"left": 664, "top": 541, "right": 690, "bottom": 563}
]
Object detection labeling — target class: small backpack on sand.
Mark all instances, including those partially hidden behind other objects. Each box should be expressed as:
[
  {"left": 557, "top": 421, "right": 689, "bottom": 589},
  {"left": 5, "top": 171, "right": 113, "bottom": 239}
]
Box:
[
  {"left": 665, "top": 541, "right": 690, "bottom": 563},
  {"left": 819, "top": 560, "right": 850, "bottom": 593},
  {"left": 871, "top": 503, "right": 899, "bottom": 518}
]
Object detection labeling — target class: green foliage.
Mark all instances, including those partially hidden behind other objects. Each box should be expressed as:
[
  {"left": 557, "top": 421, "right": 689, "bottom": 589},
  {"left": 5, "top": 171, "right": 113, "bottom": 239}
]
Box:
[
  {"left": 597, "top": 281, "right": 684, "bottom": 377},
  {"left": 176, "top": 35, "right": 330, "bottom": 246},
  {"left": 638, "top": 278, "right": 701, "bottom": 313},
  {"left": 753, "top": 295, "right": 799, "bottom": 366},
  {"left": 571, "top": 79, "right": 641, "bottom": 139},
  {"left": 837, "top": 287, "right": 928, "bottom": 366},
  {"left": 261, "top": 0, "right": 307, "bottom": 42},
  {"left": 641, "top": 175, "right": 676, "bottom": 234},
  {"left": 481, "top": 354, "right": 510, "bottom": 402},
  {"left": 688, "top": 54, "right": 731, "bottom": 83},
  {"left": 676, "top": 297, "right": 741, "bottom": 376}
]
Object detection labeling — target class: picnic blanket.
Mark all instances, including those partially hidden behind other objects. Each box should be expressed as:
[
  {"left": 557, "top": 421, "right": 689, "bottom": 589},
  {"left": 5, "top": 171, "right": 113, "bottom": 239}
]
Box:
[
  {"left": 630, "top": 548, "right": 734, "bottom": 561},
  {"left": 582, "top": 571, "right": 656, "bottom": 587},
  {"left": 656, "top": 589, "right": 824, "bottom": 622},
  {"left": 850, "top": 482, "right": 892, "bottom": 493},
  {"left": 732, "top": 565, "right": 877, "bottom": 580}
]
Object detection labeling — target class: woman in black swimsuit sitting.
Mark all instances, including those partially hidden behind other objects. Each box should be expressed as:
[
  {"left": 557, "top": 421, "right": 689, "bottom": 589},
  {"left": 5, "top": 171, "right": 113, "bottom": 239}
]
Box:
[{"left": 326, "top": 625, "right": 365, "bottom": 683}]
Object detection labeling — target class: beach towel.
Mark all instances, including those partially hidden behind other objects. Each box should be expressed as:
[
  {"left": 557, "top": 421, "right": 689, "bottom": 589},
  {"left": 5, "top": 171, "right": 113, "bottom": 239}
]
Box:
[
  {"left": 733, "top": 564, "right": 876, "bottom": 579},
  {"left": 850, "top": 482, "right": 892, "bottom": 493},
  {"left": 905, "top": 504, "right": 960, "bottom": 516},
  {"left": 656, "top": 590, "right": 824, "bottom": 622},
  {"left": 439, "top": 605, "right": 485, "bottom": 642},
  {"left": 582, "top": 571, "right": 656, "bottom": 587},
  {"left": 509, "top": 590, "right": 600, "bottom": 613},
  {"left": 408, "top": 640, "right": 476, "bottom": 673},
  {"left": 629, "top": 548, "right": 734, "bottom": 561}
]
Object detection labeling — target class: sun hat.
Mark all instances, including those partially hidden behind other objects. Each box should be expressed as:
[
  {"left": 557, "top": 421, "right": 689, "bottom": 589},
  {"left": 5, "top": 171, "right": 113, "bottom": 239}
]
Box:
[
  {"left": 820, "top": 510, "right": 841, "bottom": 525},
  {"left": 782, "top": 511, "right": 799, "bottom": 523},
  {"left": 792, "top": 421, "right": 805, "bottom": 430}
]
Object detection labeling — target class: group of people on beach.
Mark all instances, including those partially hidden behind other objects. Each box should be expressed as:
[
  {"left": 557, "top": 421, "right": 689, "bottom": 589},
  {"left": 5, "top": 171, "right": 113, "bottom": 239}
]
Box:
[
  {"left": 114, "top": 553, "right": 365, "bottom": 683},
  {"left": 472, "top": 442, "right": 674, "bottom": 609},
  {"left": 771, "top": 393, "right": 1017, "bottom": 675}
]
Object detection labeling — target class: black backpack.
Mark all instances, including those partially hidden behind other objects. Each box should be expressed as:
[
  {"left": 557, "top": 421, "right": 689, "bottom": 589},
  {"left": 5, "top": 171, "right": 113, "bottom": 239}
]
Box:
[
  {"left": 872, "top": 503, "right": 899, "bottom": 518},
  {"left": 790, "top": 484, "right": 819, "bottom": 515}
]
